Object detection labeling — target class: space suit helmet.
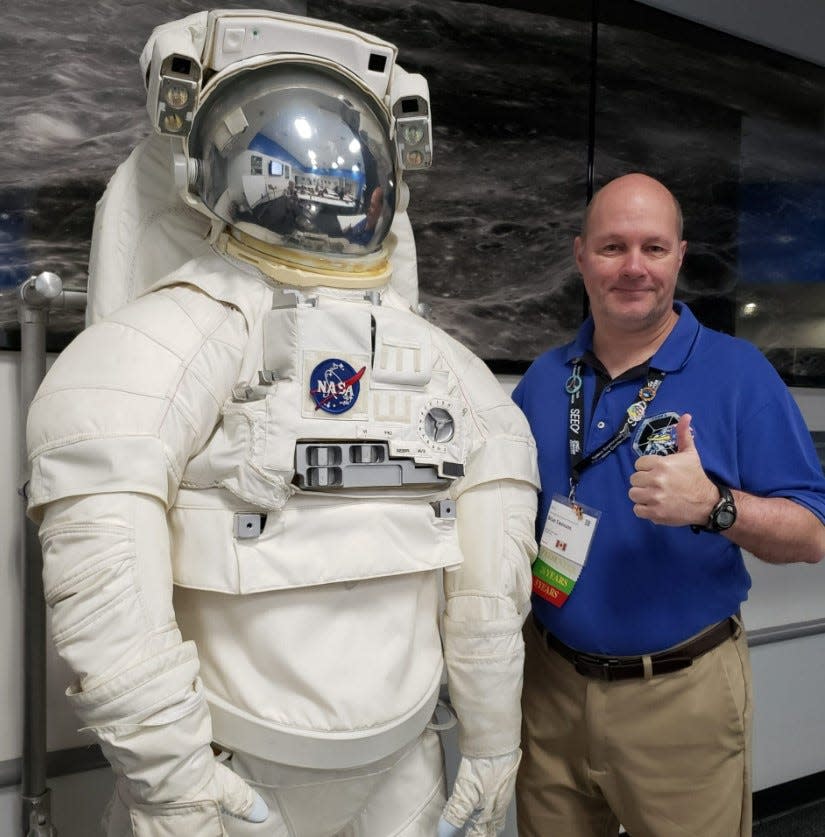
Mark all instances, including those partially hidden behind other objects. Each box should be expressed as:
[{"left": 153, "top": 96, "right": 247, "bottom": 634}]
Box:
[{"left": 187, "top": 61, "right": 397, "bottom": 258}]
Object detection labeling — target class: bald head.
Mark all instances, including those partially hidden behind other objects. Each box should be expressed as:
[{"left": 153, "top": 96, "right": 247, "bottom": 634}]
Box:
[
  {"left": 581, "top": 174, "right": 684, "bottom": 241},
  {"left": 573, "top": 171, "right": 687, "bottom": 341}
]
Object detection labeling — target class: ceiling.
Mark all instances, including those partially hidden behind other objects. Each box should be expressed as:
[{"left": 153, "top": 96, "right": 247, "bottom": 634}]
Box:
[{"left": 638, "top": 0, "right": 825, "bottom": 67}]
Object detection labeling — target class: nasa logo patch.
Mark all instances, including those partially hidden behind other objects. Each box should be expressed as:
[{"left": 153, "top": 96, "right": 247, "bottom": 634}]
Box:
[
  {"left": 309, "top": 358, "right": 366, "bottom": 414},
  {"left": 633, "top": 411, "right": 681, "bottom": 456}
]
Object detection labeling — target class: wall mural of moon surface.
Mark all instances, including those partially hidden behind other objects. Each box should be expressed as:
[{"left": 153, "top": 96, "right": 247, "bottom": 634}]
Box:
[{"left": 2, "top": 0, "right": 824, "bottom": 372}]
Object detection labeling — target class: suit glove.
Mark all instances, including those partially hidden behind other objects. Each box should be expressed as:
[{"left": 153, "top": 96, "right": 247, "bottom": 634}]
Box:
[
  {"left": 437, "top": 749, "right": 521, "bottom": 837},
  {"left": 209, "top": 760, "right": 269, "bottom": 822},
  {"left": 118, "top": 760, "right": 270, "bottom": 836}
]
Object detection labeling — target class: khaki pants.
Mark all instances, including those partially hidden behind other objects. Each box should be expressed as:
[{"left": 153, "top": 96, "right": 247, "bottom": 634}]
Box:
[{"left": 516, "top": 616, "right": 753, "bottom": 837}]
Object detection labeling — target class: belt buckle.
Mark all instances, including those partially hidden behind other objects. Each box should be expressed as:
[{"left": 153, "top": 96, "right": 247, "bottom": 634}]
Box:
[{"left": 575, "top": 653, "right": 618, "bottom": 681}]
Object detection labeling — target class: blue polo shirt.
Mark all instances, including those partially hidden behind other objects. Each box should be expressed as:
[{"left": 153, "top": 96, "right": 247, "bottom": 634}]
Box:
[{"left": 513, "top": 302, "right": 825, "bottom": 655}]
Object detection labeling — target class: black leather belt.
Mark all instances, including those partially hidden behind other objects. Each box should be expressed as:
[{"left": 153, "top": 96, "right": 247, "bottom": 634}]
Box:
[{"left": 533, "top": 614, "right": 739, "bottom": 681}]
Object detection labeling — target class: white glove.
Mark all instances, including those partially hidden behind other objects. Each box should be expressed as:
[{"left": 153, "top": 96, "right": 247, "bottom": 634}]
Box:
[
  {"left": 438, "top": 750, "right": 521, "bottom": 837},
  {"left": 122, "top": 760, "right": 270, "bottom": 835},
  {"left": 208, "top": 761, "right": 269, "bottom": 823}
]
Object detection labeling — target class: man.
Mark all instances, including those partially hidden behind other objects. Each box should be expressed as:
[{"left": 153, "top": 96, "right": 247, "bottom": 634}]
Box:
[
  {"left": 513, "top": 172, "right": 825, "bottom": 837},
  {"left": 26, "top": 11, "right": 539, "bottom": 836},
  {"left": 345, "top": 186, "right": 385, "bottom": 245}
]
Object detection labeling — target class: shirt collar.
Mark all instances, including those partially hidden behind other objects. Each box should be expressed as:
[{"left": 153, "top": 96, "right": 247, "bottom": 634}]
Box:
[{"left": 563, "top": 301, "right": 699, "bottom": 372}]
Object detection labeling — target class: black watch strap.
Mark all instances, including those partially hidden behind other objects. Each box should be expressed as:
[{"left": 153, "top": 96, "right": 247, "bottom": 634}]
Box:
[{"left": 691, "top": 483, "right": 737, "bottom": 534}]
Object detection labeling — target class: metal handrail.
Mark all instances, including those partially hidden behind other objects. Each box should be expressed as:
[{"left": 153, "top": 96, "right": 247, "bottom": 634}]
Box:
[{"left": 746, "top": 617, "right": 825, "bottom": 648}]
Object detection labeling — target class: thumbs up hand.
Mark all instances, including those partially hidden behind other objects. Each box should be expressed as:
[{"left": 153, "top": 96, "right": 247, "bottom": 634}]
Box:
[
  {"left": 674, "top": 411, "right": 696, "bottom": 454},
  {"left": 629, "top": 413, "right": 719, "bottom": 527}
]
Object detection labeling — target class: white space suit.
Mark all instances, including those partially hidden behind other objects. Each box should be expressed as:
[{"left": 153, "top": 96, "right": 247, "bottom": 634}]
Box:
[{"left": 26, "top": 11, "right": 539, "bottom": 837}]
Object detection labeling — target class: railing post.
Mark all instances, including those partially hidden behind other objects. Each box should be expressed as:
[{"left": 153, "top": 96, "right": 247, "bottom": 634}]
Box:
[{"left": 17, "top": 272, "right": 87, "bottom": 837}]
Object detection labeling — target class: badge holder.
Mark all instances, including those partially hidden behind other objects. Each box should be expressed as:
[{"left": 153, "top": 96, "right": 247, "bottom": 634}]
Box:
[{"left": 532, "top": 494, "right": 601, "bottom": 607}]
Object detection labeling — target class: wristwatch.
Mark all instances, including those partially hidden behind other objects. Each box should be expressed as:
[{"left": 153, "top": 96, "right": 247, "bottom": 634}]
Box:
[{"left": 691, "top": 484, "right": 737, "bottom": 534}]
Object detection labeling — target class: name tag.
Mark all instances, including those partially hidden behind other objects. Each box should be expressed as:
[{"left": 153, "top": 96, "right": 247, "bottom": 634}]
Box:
[{"left": 532, "top": 495, "right": 601, "bottom": 607}]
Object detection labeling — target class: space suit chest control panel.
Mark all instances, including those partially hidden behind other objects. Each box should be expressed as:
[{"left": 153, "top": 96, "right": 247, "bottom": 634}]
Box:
[{"left": 203, "top": 290, "right": 467, "bottom": 499}]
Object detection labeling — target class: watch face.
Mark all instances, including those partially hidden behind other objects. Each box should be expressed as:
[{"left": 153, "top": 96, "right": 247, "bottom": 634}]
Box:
[{"left": 716, "top": 507, "right": 736, "bottom": 529}]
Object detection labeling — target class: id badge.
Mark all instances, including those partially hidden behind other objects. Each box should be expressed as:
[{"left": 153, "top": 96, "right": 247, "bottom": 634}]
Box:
[{"left": 532, "top": 494, "right": 601, "bottom": 607}]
